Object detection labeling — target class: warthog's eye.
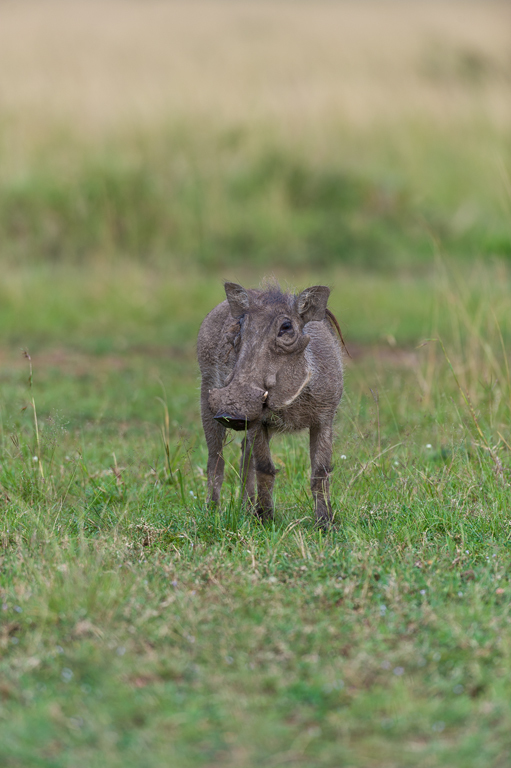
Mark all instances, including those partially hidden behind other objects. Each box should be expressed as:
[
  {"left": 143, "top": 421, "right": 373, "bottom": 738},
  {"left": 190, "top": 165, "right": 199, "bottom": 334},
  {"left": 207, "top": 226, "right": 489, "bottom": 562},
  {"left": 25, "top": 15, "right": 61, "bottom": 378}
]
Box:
[{"left": 278, "top": 320, "right": 293, "bottom": 337}]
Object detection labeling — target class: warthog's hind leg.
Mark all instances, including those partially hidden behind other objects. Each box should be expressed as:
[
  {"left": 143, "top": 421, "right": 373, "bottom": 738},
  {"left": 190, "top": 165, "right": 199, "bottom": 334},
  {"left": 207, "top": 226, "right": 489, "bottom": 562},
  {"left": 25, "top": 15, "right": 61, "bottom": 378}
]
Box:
[
  {"left": 253, "top": 425, "right": 276, "bottom": 521},
  {"left": 240, "top": 433, "right": 256, "bottom": 508}
]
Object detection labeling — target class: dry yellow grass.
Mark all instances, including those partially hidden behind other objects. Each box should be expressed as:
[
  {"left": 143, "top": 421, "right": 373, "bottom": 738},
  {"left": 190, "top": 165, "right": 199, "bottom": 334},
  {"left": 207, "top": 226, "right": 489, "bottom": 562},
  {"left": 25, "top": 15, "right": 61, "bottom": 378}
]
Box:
[{"left": 0, "top": 0, "right": 510, "bottom": 145}]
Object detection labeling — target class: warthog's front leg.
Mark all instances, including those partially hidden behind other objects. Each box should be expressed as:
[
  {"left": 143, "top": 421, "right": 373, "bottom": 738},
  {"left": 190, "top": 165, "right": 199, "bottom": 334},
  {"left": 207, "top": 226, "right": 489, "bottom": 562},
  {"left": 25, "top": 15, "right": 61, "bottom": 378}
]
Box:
[
  {"left": 252, "top": 424, "right": 276, "bottom": 521},
  {"left": 310, "top": 421, "right": 334, "bottom": 525},
  {"left": 240, "top": 432, "right": 256, "bottom": 507},
  {"left": 201, "top": 390, "right": 226, "bottom": 506}
]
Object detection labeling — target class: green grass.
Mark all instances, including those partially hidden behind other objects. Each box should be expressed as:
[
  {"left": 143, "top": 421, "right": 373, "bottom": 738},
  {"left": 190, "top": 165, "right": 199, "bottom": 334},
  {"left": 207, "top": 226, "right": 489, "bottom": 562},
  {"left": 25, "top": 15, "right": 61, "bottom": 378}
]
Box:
[
  {"left": 1, "top": 255, "right": 511, "bottom": 766},
  {"left": 1, "top": 114, "right": 511, "bottom": 765},
  {"left": 1, "top": 122, "right": 510, "bottom": 271}
]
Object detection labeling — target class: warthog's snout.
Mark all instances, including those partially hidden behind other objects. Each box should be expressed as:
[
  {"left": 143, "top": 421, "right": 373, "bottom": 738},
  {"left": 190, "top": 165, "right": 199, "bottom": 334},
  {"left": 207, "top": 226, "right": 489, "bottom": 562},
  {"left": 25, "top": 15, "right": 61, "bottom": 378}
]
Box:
[
  {"left": 209, "top": 384, "right": 268, "bottom": 431},
  {"left": 213, "top": 412, "right": 251, "bottom": 431}
]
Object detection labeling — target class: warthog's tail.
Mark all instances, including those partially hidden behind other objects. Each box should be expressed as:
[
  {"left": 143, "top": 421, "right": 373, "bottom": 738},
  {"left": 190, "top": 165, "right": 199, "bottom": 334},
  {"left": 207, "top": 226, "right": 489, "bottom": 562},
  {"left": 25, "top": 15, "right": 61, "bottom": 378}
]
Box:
[{"left": 326, "top": 308, "right": 351, "bottom": 358}]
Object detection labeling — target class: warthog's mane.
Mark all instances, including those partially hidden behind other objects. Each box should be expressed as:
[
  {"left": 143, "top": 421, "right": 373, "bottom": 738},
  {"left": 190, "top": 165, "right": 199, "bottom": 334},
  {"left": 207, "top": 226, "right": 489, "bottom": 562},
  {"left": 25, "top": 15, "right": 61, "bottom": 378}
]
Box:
[
  {"left": 325, "top": 309, "right": 350, "bottom": 356},
  {"left": 251, "top": 284, "right": 293, "bottom": 309}
]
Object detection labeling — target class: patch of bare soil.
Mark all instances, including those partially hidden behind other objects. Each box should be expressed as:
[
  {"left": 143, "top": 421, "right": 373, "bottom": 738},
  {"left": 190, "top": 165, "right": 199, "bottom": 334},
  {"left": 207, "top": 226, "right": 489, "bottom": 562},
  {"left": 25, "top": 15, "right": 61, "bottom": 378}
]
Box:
[
  {"left": 0, "top": 343, "right": 418, "bottom": 377},
  {"left": 346, "top": 342, "right": 420, "bottom": 369}
]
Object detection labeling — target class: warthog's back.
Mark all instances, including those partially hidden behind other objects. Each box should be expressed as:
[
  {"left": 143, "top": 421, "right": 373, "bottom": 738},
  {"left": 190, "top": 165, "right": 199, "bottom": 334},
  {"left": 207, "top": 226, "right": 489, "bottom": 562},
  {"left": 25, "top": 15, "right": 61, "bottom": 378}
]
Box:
[{"left": 197, "top": 300, "right": 239, "bottom": 388}]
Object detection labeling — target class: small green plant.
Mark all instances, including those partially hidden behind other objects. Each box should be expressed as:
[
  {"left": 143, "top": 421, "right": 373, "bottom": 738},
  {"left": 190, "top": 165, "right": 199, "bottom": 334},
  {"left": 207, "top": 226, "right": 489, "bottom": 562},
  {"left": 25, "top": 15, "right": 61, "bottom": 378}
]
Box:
[{"left": 21, "top": 349, "right": 44, "bottom": 480}]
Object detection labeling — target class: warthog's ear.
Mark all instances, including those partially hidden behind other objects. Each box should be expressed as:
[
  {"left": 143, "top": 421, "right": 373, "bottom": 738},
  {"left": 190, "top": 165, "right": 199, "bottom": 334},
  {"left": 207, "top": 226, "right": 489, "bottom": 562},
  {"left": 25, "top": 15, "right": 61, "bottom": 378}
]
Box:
[
  {"left": 224, "top": 282, "right": 250, "bottom": 318},
  {"left": 296, "top": 286, "right": 330, "bottom": 323}
]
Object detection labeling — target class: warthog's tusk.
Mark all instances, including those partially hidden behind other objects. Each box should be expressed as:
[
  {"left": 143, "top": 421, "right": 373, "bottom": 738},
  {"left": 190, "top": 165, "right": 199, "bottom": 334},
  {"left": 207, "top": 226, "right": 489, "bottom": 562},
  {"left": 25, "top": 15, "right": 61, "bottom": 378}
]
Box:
[
  {"left": 262, "top": 391, "right": 268, "bottom": 401},
  {"left": 251, "top": 385, "right": 267, "bottom": 398}
]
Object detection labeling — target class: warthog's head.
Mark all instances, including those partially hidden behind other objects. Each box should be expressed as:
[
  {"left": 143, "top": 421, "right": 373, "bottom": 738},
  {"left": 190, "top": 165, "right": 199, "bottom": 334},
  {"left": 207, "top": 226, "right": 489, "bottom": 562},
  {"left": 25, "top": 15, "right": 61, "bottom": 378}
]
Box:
[{"left": 208, "top": 282, "right": 330, "bottom": 430}]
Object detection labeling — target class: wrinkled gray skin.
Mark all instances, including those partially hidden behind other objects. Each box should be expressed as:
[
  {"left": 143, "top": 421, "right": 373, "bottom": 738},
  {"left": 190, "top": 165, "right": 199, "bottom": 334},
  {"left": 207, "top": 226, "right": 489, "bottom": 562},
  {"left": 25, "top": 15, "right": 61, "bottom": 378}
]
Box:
[{"left": 197, "top": 282, "right": 344, "bottom": 525}]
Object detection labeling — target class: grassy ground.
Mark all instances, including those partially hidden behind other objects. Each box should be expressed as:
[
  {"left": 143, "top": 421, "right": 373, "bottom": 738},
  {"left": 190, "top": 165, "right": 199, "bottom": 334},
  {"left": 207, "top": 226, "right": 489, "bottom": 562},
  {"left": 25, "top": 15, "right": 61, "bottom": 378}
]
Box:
[
  {"left": 1, "top": 261, "right": 511, "bottom": 767},
  {"left": 1, "top": 2, "right": 511, "bottom": 766},
  {"left": 1, "top": 121, "right": 510, "bottom": 271}
]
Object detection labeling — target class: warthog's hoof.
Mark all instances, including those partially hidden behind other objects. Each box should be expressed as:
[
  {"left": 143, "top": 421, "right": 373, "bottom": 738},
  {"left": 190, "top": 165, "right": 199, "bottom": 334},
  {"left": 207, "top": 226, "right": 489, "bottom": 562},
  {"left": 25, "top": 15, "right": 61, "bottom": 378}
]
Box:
[
  {"left": 254, "top": 505, "right": 274, "bottom": 523},
  {"left": 315, "top": 514, "right": 334, "bottom": 530}
]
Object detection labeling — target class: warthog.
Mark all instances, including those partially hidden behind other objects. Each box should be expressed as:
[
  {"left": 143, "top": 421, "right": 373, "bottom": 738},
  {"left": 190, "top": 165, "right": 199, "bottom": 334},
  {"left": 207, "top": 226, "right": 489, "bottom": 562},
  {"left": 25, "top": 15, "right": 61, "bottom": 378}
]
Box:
[{"left": 197, "top": 282, "right": 344, "bottom": 524}]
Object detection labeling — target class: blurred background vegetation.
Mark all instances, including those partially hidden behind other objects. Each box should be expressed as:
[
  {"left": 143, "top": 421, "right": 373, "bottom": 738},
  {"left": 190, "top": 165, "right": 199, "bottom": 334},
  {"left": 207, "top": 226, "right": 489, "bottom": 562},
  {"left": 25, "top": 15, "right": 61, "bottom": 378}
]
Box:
[
  {"left": 1, "top": 0, "right": 510, "bottom": 457},
  {"left": 0, "top": 1, "right": 510, "bottom": 352},
  {"left": 2, "top": 5, "right": 511, "bottom": 764}
]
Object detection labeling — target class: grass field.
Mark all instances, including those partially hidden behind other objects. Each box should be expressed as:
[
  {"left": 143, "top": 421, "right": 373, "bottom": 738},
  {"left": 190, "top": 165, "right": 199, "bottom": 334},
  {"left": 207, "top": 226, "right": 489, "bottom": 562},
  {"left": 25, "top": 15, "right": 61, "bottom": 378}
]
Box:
[{"left": 1, "top": 2, "right": 511, "bottom": 766}]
